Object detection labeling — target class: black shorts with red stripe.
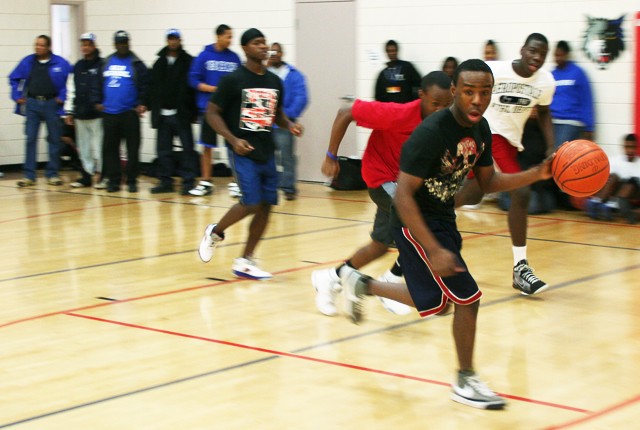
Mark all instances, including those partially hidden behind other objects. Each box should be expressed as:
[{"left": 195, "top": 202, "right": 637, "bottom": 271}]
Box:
[{"left": 392, "top": 221, "right": 482, "bottom": 317}]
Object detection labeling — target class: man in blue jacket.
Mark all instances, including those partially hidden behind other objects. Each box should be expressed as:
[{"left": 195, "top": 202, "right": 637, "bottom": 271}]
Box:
[
  {"left": 9, "top": 34, "right": 71, "bottom": 187},
  {"left": 267, "top": 42, "right": 309, "bottom": 200},
  {"left": 94, "top": 30, "right": 149, "bottom": 193},
  {"left": 550, "top": 40, "right": 595, "bottom": 146},
  {"left": 188, "top": 24, "right": 241, "bottom": 196}
]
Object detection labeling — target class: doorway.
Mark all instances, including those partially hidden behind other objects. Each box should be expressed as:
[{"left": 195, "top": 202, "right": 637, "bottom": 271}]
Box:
[{"left": 295, "top": 0, "right": 356, "bottom": 183}]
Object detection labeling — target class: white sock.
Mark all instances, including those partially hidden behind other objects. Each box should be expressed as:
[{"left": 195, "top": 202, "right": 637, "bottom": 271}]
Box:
[{"left": 513, "top": 246, "right": 527, "bottom": 266}]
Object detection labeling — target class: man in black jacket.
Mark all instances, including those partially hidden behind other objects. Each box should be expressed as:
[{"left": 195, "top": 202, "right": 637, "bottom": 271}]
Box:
[
  {"left": 148, "top": 28, "right": 198, "bottom": 194},
  {"left": 66, "top": 32, "right": 104, "bottom": 188},
  {"left": 374, "top": 40, "right": 421, "bottom": 103}
]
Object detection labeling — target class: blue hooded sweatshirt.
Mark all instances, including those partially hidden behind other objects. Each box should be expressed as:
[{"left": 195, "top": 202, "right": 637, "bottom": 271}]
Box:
[
  {"left": 550, "top": 61, "right": 595, "bottom": 132},
  {"left": 9, "top": 53, "right": 71, "bottom": 116},
  {"left": 188, "top": 44, "right": 241, "bottom": 112},
  {"left": 268, "top": 63, "right": 309, "bottom": 129}
]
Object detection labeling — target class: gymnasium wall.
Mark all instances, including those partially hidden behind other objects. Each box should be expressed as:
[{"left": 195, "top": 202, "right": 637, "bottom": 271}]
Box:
[
  {"left": 356, "top": 0, "right": 636, "bottom": 157},
  {"left": 0, "top": 0, "right": 636, "bottom": 169}
]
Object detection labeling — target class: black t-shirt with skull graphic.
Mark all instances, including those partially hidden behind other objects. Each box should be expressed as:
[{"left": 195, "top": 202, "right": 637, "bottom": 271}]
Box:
[
  {"left": 211, "top": 66, "right": 283, "bottom": 163},
  {"left": 391, "top": 108, "right": 493, "bottom": 225}
]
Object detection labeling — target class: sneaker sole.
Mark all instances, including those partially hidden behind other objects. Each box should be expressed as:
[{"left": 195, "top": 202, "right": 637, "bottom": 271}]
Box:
[
  {"left": 311, "top": 271, "right": 338, "bottom": 317},
  {"left": 450, "top": 392, "right": 506, "bottom": 410},
  {"left": 232, "top": 269, "right": 272, "bottom": 280},
  {"left": 198, "top": 225, "right": 215, "bottom": 263},
  {"left": 344, "top": 292, "right": 363, "bottom": 324},
  {"left": 378, "top": 297, "right": 412, "bottom": 315},
  {"left": 513, "top": 283, "right": 550, "bottom": 296}
]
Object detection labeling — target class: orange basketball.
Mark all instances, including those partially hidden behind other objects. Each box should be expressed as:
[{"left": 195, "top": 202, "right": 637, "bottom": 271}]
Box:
[{"left": 551, "top": 139, "right": 610, "bottom": 197}]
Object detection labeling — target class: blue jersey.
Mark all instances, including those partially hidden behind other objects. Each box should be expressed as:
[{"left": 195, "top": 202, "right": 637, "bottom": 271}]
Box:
[
  {"left": 189, "top": 44, "right": 241, "bottom": 112},
  {"left": 102, "top": 56, "right": 138, "bottom": 114}
]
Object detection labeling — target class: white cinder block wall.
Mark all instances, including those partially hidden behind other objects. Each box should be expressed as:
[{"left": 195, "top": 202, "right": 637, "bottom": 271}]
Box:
[
  {"left": 357, "top": 0, "right": 637, "bottom": 157},
  {"left": 0, "top": 0, "right": 295, "bottom": 167},
  {"left": 0, "top": 0, "right": 636, "bottom": 168}
]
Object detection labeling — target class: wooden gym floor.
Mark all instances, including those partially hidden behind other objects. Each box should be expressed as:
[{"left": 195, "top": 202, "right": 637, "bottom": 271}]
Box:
[{"left": 1, "top": 171, "right": 639, "bottom": 429}]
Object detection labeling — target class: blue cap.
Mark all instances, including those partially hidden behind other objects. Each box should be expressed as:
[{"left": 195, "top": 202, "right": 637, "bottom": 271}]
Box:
[{"left": 166, "top": 28, "right": 181, "bottom": 38}]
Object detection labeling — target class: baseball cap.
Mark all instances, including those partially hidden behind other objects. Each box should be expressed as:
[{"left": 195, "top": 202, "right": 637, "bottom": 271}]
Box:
[
  {"left": 166, "top": 28, "right": 181, "bottom": 38},
  {"left": 114, "top": 30, "right": 130, "bottom": 43},
  {"left": 80, "top": 32, "right": 96, "bottom": 42}
]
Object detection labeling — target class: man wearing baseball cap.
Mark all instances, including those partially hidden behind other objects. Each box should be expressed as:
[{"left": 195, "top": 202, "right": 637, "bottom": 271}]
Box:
[
  {"left": 147, "top": 28, "right": 198, "bottom": 194},
  {"left": 197, "top": 28, "right": 303, "bottom": 280},
  {"left": 94, "top": 30, "right": 149, "bottom": 192},
  {"left": 66, "top": 32, "right": 104, "bottom": 188}
]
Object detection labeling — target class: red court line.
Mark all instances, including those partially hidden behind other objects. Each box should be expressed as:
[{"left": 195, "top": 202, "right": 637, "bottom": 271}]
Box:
[
  {"left": 0, "top": 200, "right": 144, "bottom": 224},
  {"left": 65, "top": 312, "right": 591, "bottom": 415},
  {"left": 544, "top": 393, "right": 640, "bottom": 429},
  {"left": 0, "top": 260, "right": 345, "bottom": 329}
]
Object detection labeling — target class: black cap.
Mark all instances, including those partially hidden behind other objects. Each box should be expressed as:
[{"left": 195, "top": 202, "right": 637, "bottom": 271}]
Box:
[
  {"left": 114, "top": 30, "right": 129, "bottom": 43},
  {"left": 240, "top": 28, "right": 264, "bottom": 46}
]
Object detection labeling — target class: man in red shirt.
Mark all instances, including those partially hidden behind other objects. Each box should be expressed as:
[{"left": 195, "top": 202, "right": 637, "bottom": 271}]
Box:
[{"left": 312, "top": 71, "right": 453, "bottom": 316}]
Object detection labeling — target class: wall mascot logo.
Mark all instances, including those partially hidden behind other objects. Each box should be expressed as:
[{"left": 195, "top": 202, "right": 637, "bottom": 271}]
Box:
[{"left": 583, "top": 15, "right": 625, "bottom": 69}]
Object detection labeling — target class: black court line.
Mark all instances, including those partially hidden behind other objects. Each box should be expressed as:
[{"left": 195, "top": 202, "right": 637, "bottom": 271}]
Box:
[
  {"left": 2, "top": 263, "right": 638, "bottom": 428},
  {"left": 0, "top": 222, "right": 369, "bottom": 284},
  {"left": 2, "top": 224, "right": 636, "bottom": 285},
  {"left": 459, "top": 231, "right": 640, "bottom": 252}
]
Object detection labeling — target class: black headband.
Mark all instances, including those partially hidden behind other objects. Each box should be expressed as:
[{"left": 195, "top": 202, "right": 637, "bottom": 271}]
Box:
[{"left": 241, "top": 28, "right": 264, "bottom": 46}]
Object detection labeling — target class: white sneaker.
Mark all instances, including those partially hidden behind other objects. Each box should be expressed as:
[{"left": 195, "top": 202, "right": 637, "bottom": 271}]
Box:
[
  {"left": 340, "top": 266, "right": 372, "bottom": 324},
  {"left": 461, "top": 203, "right": 482, "bottom": 210},
  {"left": 377, "top": 270, "right": 412, "bottom": 315},
  {"left": 311, "top": 268, "right": 341, "bottom": 316},
  {"left": 198, "top": 224, "right": 224, "bottom": 263},
  {"left": 189, "top": 181, "right": 214, "bottom": 196},
  {"left": 232, "top": 257, "right": 272, "bottom": 280},
  {"left": 228, "top": 182, "right": 242, "bottom": 198},
  {"left": 451, "top": 371, "right": 506, "bottom": 410},
  {"left": 94, "top": 179, "right": 108, "bottom": 190}
]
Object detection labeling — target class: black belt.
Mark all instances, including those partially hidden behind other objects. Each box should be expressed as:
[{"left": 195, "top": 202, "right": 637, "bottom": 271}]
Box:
[{"left": 29, "top": 95, "right": 55, "bottom": 101}]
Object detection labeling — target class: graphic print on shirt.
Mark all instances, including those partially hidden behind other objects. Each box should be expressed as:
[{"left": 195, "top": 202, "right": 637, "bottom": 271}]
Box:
[
  {"left": 240, "top": 88, "right": 279, "bottom": 132},
  {"left": 490, "top": 82, "right": 542, "bottom": 115},
  {"left": 425, "top": 137, "right": 483, "bottom": 202},
  {"left": 104, "top": 65, "right": 131, "bottom": 88},
  {"left": 205, "top": 60, "right": 239, "bottom": 73}
]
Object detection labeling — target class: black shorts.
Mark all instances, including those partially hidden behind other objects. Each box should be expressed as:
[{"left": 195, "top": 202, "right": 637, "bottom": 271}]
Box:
[
  {"left": 368, "top": 186, "right": 394, "bottom": 246},
  {"left": 198, "top": 114, "right": 217, "bottom": 147},
  {"left": 392, "top": 221, "right": 482, "bottom": 317}
]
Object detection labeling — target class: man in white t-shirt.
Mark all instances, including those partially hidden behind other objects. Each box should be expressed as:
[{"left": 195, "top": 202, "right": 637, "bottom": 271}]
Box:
[{"left": 456, "top": 33, "right": 556, "bottom": 295}]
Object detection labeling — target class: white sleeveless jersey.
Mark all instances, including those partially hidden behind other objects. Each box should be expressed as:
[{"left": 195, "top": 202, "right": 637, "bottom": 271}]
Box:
[{"left": 483, "top": 61, "right": 556, "bottom": 150}]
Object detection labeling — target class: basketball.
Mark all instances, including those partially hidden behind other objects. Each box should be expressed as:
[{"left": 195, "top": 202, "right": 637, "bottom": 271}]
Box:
[{"left": 551, "top": 139, "right": 610, "bottom": 197}]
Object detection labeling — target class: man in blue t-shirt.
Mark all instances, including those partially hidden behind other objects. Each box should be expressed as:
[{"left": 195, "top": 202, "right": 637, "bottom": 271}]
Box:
[
  {"left": 94, "top": 30, "right": 148, "bottom": 193},
  {"left": 188, "top": 24, "right": 241, "bottom": 196}
]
